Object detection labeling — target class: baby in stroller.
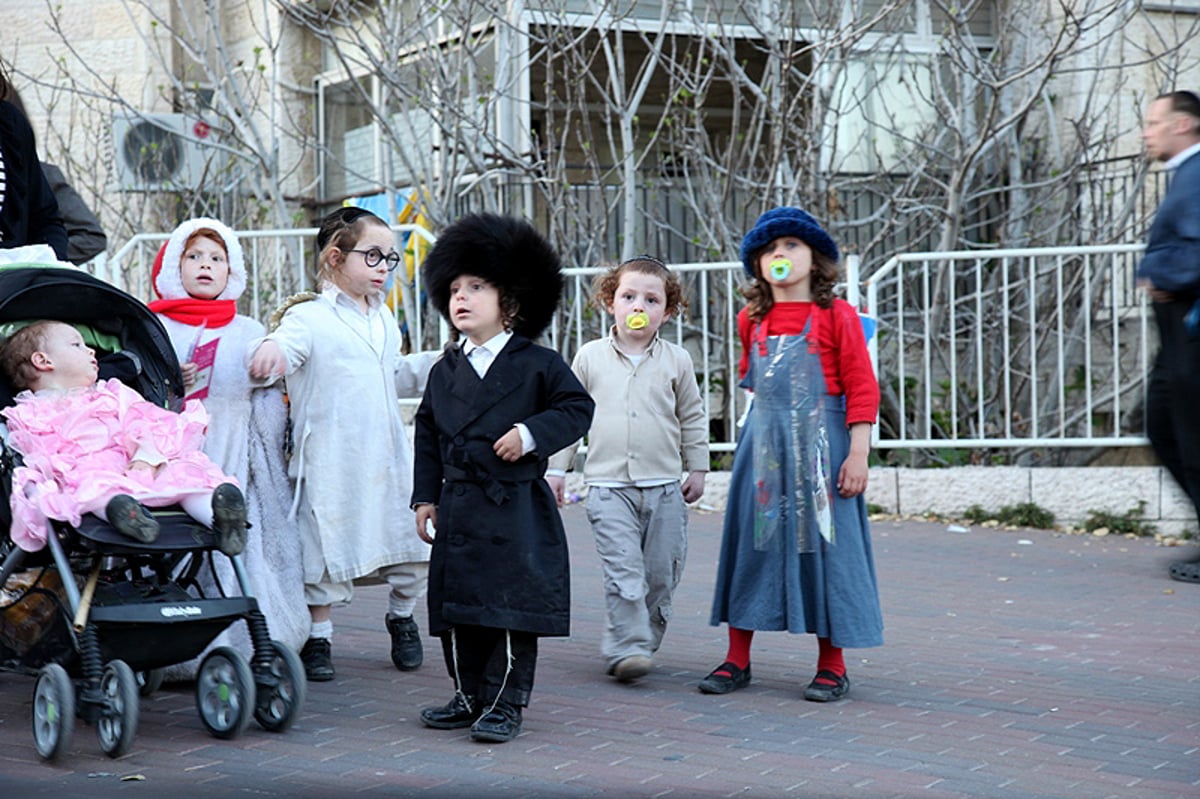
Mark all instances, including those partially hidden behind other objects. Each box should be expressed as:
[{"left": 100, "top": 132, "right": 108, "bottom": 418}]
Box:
[
  {"left": 0, "top": 270, "right": 305, "bottom": 762},
  {"left": 0, "top": 320, "right": 247, "bottom": 556}
]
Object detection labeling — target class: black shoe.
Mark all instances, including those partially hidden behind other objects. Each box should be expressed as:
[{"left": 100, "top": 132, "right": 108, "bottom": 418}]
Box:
[
  {"left": 211, "top": 483, "right": 247, "bottom": 556},
  {"left": 300, "top": 637, "right": 334, "bottom": 682},
  {"left": 803, "top": 670, "right": 850, "bottom": 702},
  {"left": 386, "top": 615, "right": 423, "bottom": 671},
  {"left": 421, "top": 694, "right": 477, "bottom": 729},
  {"left": 698, "top": 661, "right": 751, "bottom": 694},
  {"left": 1168, "top": 551, "right": 1200, "bottom": 583},
  {"left": 470, "top": 699, "right": 522, "bottom": 743},
  {"left": 105, "top": 494, "right": 159, "bottom": 543}
]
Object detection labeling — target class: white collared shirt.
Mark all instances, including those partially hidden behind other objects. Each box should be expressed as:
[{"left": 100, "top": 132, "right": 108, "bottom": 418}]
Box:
[
  {"left": 322, "top": 283, "right": 387, "bottom": 356},
  {"left": 461, "top": 331, "right": 538, "bottom": 455},
  {"left": 462, "top": 330, "right": 513, "bottom": 378},
  {"left": 1165, "top": 141, "right": 1200, "bottom": 171}
]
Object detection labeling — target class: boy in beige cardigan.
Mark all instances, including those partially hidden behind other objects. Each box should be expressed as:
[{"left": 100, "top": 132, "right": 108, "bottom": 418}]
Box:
[{"left": 547, "top": 256, "right": 708, "bottom": 683}]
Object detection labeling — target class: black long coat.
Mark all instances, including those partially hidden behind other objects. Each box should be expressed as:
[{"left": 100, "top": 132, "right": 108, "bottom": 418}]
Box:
[
  {"left": 0, "top": 101, "right": 67, "bottom": 259},
  {"left": 412, "top": 335, "right": 594, "bottom": 637}
]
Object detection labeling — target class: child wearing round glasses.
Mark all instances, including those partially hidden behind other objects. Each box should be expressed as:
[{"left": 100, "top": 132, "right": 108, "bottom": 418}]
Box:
[
  {"left": 249, "top": 207, "right": 440, "bottom": 682},
  {"left": 150, "top": 217, "right": 310, "bottom": 679}
]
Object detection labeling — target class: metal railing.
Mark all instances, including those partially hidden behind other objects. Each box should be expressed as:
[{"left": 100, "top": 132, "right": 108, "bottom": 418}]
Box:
[
  {"left": 864, "top": 244, "right": 1152, "bottom": 451},
  {"left": 107, "top": 228, "right": 1152, "bottom": 455}
]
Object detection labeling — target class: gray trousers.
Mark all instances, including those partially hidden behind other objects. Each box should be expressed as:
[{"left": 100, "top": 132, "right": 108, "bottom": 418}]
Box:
[
  {"left": 584, "top": 484, "right": 688, "bottom": 669},
  {"left": 304, "top": 561, "right": 429, "bottom": 618}
]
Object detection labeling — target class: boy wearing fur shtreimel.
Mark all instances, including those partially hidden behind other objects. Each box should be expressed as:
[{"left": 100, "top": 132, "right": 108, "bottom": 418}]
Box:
[{"left": 412, "top": 214, "right": 594, "bottom": 744}]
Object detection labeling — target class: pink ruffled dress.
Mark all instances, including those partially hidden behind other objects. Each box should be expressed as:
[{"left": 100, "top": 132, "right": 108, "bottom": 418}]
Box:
[{"left": 4, "top": 378, "right": 233, "bottom": 552}]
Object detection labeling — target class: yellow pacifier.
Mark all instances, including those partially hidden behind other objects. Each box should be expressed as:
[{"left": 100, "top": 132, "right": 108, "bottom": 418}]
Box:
[
  {"left": 769, "top": 259, "right": 792, "bottom": 280},
  {"left": 626, "top": 311, "right": 649, "bottom": 330}
]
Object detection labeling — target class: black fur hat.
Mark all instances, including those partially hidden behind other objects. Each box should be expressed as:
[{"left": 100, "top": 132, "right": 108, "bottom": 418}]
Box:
[{"left": 423, "top": 213, "right": 564, "bottom": 339}]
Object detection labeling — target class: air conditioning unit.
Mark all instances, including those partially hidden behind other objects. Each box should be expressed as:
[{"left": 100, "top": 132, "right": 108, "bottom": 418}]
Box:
[{"left": 111, "top": 112, "right": 221, "bottom": 191}]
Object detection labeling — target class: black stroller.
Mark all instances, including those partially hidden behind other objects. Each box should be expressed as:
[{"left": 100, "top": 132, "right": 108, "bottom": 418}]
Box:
[{"left": 0, "top": 264, "right": 305, "bottom": 760}]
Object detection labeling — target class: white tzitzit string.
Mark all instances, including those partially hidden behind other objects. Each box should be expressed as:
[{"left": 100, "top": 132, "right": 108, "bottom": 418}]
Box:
[
  {"left": 478, "top": 629, "right": 515, "bottom": 719},
  {"left": 449, "top": 627, "right": 473, "bottom": 713}
]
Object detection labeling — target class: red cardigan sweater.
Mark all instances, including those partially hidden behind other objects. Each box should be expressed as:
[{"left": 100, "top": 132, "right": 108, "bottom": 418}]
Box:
[{"left": 737, "top": 300, "right": 879, "bottom": 426}]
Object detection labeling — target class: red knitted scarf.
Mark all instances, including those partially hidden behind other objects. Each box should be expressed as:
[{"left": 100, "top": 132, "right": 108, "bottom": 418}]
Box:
[{"left": 148, "top": 298, "right": 237, "bottom": 328}]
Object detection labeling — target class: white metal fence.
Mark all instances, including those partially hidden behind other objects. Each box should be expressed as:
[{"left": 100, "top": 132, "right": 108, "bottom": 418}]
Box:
[
  {"left": 107, "top": 230, "right": 1152, "bottom": 456},
  {"left": 864, "top": 244, "right": 1152, "bottom": 452}
]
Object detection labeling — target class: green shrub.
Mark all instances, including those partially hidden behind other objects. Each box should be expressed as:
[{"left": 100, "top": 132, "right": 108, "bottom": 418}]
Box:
[
  {"left": 962, "top": 504, "right": 991, "bottom": 524},
  {"left": 1082, "top": 501, "right": 1157, "bottom": 537},
  {"left": 995, "top": 503, "right": 1055, "bottom": 529},
  {"left": 961, "top": 502, "right": 1055, "bottom": 529}
]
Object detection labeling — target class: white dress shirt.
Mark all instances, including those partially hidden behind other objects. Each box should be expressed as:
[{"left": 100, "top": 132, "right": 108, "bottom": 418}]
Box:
[{"left": 462, "top": 331, "right": 538, "bottom": 455}]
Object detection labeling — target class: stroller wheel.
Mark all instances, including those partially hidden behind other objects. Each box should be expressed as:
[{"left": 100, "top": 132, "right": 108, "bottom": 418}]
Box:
[
  {"left": 32, "top": 663, "right": 75, "bottom": 761},
  {"left": 137, "top": 668, "right": 165, "bottom": 697},
  {"left": 97, "top": 659, "right": 139, "bottom": 758},
  {"left": 254, "top": 640, "right": 307, "bottom": 733},
  {"left": 196, "top": 646, "right": 255, "bottom": 740}
]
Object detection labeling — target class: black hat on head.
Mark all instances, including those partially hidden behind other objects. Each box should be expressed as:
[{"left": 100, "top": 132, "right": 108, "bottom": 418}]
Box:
[{"left": 423, "top": 213, "right": 564, "bottom": 339}]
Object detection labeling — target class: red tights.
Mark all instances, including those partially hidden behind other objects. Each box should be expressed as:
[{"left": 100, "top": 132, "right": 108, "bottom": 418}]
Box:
[{"left": 718, "top": 628, "right": 845, "bottom": 677}]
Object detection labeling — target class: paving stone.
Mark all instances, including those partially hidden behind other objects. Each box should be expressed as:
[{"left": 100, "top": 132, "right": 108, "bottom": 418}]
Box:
[{"left": 2, "top": 507, "right": 1197, "bottom": 799}]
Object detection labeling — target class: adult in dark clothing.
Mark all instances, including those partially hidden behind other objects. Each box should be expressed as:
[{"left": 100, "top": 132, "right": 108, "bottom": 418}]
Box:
[
  {"left": 0, "top": 66, "right": 67, "bottom": 259},
  {"left": 40, "top": 162, "right": 106, "bottom": 264},
  {"left": 412, "top": 213, "right": 594, "bottom": 743},
  {"left": 1, "top": 78, "right": 104, "bottom": 264},
  {"left": 1137, "top": 90, "right": 1200, "bottom": 584}
]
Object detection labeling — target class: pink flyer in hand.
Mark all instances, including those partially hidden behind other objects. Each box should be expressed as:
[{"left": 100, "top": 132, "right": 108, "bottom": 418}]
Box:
[{"left": 185, "top": 337, "right": 219, "bottom": 401}]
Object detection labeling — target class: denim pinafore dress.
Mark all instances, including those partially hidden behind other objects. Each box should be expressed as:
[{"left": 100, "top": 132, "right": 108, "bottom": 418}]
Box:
[{"left": 709, "top": 314, "right": 884, "bottom": 648}]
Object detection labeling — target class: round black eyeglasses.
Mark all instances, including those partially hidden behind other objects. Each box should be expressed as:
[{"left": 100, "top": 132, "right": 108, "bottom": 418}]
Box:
[{"left": 347, "top": 248, "right": 402, "bottom": 271}]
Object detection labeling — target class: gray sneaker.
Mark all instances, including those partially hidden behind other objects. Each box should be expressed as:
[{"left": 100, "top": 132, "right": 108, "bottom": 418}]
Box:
[
  {"left": 613, "top": 655, "right": 653, "bottom": 683},
  {"left": 210, "top": 483, "right": 247, "bottom": 556},
  {"left": 105, "top": 494, "right": 159, "bottom": 543}
]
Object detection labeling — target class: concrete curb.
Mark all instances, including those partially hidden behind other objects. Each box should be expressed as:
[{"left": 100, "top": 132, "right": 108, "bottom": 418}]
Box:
[{"left": 561, "top": 465, "right": 1196, "bottom": 535}]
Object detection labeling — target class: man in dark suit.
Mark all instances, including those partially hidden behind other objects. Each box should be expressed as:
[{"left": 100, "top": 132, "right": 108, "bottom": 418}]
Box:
[
  {"left": 0, "top": 65, "right": 67, "bottom": 260},
  {"left": 1138, "top": 90, "right": 1200, "bottom": 583}
]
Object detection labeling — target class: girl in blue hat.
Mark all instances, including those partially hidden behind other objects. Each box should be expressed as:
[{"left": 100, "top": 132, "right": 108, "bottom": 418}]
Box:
[{"left": 700, "top": 207, "right": 883, "bottom": 702}]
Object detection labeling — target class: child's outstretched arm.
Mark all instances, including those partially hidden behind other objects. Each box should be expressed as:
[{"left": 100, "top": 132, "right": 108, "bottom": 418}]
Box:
[
  {"left": 249, "top": 308, "right": 313, "bottom": 381},
  {"left": 249, "top": 340, "right": 288, "bottom": 379},
  {"left": 394, "top": 349, "right": 442, "bottom": 398},
  {"left": 517, "top": 362, "right": 595, "bottom": 462},
  {"left": 837, "top": 422, "right": 872, "bottom": 498}
]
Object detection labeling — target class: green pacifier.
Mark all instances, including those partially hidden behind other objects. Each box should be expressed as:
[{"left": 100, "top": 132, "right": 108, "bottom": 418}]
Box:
[
  {"left": 769, "top": 259, "right": 792, "bottom": 280},
  {"left": 626, "top": 311, "right": 649, "bottom": 330}
]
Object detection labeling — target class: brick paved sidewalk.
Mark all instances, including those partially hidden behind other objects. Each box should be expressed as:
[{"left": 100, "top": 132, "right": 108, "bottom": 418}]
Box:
[{"left": 2, "top": 507, "right": 1197, "bottom": 798}]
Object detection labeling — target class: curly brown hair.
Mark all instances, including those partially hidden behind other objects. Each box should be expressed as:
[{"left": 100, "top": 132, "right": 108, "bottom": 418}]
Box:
[
  {"left": 741, "top": 247, "right": 839, "bottom": 322},
  {"left": 590, "top": 256, "right": 687, "bottom": 319},
  {"left": 0, "top": 320, "right": 57, "bottom": 391}
]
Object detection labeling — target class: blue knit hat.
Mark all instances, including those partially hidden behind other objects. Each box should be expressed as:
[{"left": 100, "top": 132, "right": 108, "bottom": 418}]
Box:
[{"left": 739, "top": 207, "right": 839, "bottom": 277}]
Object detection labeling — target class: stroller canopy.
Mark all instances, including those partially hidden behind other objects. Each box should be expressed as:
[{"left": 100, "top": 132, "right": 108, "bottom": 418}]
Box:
[{"left": 0, "top": 264, "right": 184, "bottom": 408}]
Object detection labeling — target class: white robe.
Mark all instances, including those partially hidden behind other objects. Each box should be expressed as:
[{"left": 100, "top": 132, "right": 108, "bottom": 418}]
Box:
[
  {"left": 157, "top": 314, "right": 311, "bottom": 676},
  {"left": 258, "top": 290, "right": 437, "bottom": 583}
]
